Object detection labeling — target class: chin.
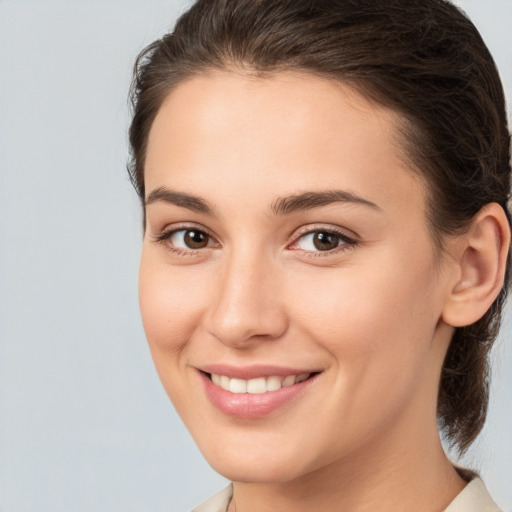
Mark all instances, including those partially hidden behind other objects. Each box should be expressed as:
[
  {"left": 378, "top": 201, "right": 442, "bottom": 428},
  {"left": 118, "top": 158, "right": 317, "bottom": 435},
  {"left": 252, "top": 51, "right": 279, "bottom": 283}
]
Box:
[
  {"left": 210, "top": 459, "right": 305, "bottom": 484},
  {"left": 198, "top": 439, "right": 316, "bottom": 484}
]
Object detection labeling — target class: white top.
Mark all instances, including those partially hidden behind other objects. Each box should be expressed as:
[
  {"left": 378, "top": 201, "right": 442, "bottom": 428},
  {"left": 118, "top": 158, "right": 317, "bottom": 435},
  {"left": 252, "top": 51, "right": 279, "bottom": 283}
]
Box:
[{"left": 191, "top": 477, "right": 502, "bottom": 512}]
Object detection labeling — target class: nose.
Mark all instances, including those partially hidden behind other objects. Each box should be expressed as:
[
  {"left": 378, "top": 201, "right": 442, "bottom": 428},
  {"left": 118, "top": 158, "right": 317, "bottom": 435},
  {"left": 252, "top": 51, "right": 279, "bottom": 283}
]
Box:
[{"left": 203, "top": 249, "right": 288, "bottom": 348}]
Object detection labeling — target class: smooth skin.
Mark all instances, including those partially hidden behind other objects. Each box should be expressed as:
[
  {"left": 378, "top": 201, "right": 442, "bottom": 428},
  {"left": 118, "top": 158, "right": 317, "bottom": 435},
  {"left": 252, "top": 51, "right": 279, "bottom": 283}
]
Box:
[{"left": 139, "top": 70, "right": 510, "bottom": 512}]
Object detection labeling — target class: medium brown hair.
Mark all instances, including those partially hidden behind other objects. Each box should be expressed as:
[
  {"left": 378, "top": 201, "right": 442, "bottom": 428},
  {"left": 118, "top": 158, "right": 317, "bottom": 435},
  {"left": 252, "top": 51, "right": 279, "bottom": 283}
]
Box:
[{"left": 128, "top": 0, "right": 511, "bottom": 453}]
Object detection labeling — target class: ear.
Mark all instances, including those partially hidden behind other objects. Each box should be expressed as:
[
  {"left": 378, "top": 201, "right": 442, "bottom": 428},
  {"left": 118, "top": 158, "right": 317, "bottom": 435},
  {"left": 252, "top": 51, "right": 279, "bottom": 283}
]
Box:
[{"left": 442, "top": 203, "right": 510, "bottom": 328}]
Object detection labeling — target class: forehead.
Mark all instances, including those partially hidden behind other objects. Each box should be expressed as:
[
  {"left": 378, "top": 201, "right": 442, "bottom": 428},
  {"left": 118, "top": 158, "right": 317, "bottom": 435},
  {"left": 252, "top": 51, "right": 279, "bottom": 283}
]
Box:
[
  {"left": 148, "top": 70, "right": 402, "bottom": 158},
  {"left": 145, "top": 70, "right": 427, "bottom": 219}
]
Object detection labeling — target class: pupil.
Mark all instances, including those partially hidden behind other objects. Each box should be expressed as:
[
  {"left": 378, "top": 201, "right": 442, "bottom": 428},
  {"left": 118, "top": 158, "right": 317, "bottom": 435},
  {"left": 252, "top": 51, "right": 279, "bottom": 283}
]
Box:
[
  {"left": 185, "top": 230, "right": 208, "bottom": 249},
  {"left": 313, "top": 232, "right": 338, "bottom": 251}
]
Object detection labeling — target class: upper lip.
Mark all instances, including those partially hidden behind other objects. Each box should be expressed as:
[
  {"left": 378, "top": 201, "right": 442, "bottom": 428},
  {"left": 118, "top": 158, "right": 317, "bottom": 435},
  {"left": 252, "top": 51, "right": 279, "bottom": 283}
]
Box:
[{"left": 199, "top": 364, "right": 321, "bottom": 380}]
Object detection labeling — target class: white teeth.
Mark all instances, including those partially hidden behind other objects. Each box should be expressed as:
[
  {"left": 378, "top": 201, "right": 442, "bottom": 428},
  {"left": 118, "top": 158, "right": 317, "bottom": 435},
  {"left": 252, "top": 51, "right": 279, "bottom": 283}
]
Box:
[
  {"left": 229, "top": 378, "right": 247, "bottom": 393},
  {"left": 220, "top": 375, "right": 230, "bottom": 391},
  {"left": 210, "top": 373, "right": 312, "bottom": 394},
  {"left": 282, "top": 375, "right": 296, "bottom": 387},
  {"left": 247, "top": 377, "right": 267, "bottom": 394},
  {"left": 266, "top": 376, "right": 282, "bottom": 392}
]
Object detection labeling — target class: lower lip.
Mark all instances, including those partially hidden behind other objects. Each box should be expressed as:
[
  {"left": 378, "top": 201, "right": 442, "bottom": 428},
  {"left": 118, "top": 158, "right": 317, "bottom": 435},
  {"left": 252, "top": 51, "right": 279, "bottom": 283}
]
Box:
[{"left": 200, "top": 372, "right": 318, "bottom": 419}]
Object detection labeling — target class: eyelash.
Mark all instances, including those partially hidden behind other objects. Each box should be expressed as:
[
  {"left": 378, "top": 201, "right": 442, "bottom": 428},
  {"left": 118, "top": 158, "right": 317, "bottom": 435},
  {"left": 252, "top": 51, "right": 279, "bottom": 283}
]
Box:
[
  {"left": 152, "top": 224, "right": 358, "bottom": 258},
  {"left": 289, "top": 226, "right": 357, "bottom": 258},
  {"left": 152, "top": 224, "right": 218, "bottom": 257}
]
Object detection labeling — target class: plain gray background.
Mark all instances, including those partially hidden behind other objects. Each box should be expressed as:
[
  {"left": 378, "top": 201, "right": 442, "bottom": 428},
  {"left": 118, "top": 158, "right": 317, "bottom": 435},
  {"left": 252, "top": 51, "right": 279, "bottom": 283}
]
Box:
[{"left": 0, "top": 1, "right": 510, "bottom": 511}]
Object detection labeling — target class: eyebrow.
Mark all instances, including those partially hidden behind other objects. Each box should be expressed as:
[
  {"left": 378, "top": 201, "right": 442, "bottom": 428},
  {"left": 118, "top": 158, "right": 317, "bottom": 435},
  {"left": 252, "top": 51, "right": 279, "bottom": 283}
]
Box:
[
  {"left": 145, "top": 186, "right": 214, "bottom": 215},
  {"left": 270, "top": 190, "right": 381, "bottom": 216},
  {"left": 145, "top": 186, "right": 380, "bottom": 216}
]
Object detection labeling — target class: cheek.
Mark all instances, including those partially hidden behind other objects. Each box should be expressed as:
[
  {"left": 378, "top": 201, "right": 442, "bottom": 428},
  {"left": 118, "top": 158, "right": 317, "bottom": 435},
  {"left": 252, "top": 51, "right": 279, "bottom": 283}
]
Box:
[
  {"left": 138, "top": 252, "right": 215, "bottom": 414},
  {"left": 290, "top": 264, "right": 432, "bottom": 352},
  {"left": 138, "top": 252, "right": 208, "bottom": 353},
  {"left": 289, "top": 253, "right": 441, "bottom": 407}
]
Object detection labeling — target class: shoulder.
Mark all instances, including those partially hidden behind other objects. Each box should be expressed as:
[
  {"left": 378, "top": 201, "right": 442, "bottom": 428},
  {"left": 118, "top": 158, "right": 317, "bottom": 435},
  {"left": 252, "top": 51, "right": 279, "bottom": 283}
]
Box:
[
  {"left": 444, "top": 477, "right": 502, "bottom": 512},
  {"left": 190, "top": 478, "right": 502, "bottom": 512},
  {"left": 191, "top": 484, "right": 233, "bottom": 512}
]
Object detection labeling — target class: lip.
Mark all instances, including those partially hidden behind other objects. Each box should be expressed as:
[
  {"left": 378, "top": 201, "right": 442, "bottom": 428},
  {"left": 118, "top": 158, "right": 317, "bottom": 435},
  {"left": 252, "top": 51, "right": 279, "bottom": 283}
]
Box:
[{"left": 198, "top": 365, "right": 321, "bottom": 419}]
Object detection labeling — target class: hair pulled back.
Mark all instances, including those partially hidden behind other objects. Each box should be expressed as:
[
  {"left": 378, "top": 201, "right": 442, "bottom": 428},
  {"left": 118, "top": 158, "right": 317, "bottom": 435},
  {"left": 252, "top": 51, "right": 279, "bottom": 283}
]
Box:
[{"left": 128, "top": 0, "right": 511, "bottom": 453}]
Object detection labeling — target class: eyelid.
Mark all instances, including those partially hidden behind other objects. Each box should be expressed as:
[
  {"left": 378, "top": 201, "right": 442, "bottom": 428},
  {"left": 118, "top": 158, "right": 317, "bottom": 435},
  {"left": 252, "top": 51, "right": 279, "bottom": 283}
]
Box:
[
  {"left": 151, "top": 222, "right": 357, "bottom": 257},
  {"left": 287, "top": 224, "right": 358, "bottom": 254},
  {"left": 151, "top": 223, "right": 220, "bottom": 248},
  {"left": 289, "top": 223, "right": 358, "bottom": 243}
]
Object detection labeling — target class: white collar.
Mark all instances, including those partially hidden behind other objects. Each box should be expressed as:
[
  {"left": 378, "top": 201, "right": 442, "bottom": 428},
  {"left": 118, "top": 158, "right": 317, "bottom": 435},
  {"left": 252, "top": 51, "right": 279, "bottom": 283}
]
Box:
[{"left": 192, "top": 477, "right": 502, "bottom": 512}]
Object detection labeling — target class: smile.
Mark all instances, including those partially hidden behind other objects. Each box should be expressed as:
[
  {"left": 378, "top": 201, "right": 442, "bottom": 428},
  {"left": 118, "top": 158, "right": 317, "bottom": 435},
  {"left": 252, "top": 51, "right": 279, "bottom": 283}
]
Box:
[
  {"left": 200, "top": 368, "right": 320, "bottom": 418},
  {"left": 210, "top": 373, "right": 311, "bottom": 394}
]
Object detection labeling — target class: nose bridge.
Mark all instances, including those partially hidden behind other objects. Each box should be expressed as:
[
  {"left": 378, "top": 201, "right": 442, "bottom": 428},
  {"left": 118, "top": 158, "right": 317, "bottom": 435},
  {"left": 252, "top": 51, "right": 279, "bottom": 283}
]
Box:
[{"left": 205, "top": 244, "right": 287, "bottom": 346}]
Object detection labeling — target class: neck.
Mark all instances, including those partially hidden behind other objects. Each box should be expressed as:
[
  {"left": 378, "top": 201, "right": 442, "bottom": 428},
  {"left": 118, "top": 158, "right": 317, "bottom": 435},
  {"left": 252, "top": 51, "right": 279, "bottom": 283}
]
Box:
[{"left": 229, "top": 416, "right": 466, "bottom": 512}]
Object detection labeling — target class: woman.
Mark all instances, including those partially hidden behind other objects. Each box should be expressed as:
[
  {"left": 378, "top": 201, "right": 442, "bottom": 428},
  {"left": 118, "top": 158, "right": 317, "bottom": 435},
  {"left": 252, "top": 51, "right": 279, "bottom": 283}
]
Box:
[{"left": 128, "top": 1, "right": 511, "bottom": 510}]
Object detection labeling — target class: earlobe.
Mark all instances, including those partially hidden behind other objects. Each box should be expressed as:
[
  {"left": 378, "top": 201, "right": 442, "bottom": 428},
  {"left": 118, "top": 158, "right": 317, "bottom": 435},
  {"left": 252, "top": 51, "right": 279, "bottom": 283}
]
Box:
[{"left": 442, "top": 203, "right": 510, "bottom": 328}]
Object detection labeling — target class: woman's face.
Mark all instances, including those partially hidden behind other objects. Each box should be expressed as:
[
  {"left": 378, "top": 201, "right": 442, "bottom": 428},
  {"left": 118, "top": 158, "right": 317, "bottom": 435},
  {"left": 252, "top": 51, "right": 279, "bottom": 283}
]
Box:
[{"left": 139, "top": 71, "right": 456, "bottom": 483}]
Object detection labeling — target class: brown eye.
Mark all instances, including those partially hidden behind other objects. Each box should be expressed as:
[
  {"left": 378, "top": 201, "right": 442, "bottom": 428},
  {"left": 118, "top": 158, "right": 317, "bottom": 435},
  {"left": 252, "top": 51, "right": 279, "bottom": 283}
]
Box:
[
  {"left": 291, "top": 229, "right": 355, "bottom": 253},
  {"left": 163, "top": 228, "right": 212, "bottom": 250},
  {"left": 312, "top": 231, "right": 340, "bottom": 251},
  {"left": 183, "top": 230, "right": 210, "bottom": 249}
]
